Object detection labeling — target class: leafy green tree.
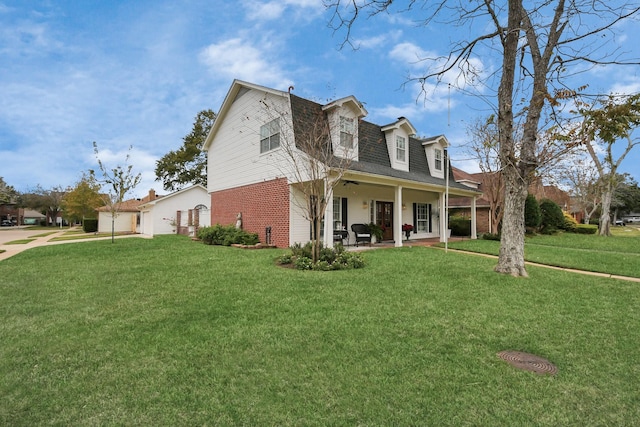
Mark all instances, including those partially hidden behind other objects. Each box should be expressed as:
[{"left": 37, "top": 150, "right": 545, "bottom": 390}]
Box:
[
  {"left": 155, "top": 109, "right": 216, "bottom": 191},
  {"left": 0, "top": 177, "right": 18, "bottom": 205},
  {"left": 62, "top": 173, "right": 104, "bottom": 224},
  {"left": 614, "top": 176, "right": 640, "bottom": 218},
  {"left": 22, "top": 185, "right": 68, "bottom": 226}
]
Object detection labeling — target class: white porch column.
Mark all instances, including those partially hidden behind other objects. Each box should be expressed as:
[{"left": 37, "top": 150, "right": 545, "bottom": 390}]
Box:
[
  {"left": 323, "top": 186, "right": 334, "bottom": 248},
  {"left": 439, "top": 191, "right": 446, "bottom": 242},
  {"left": 394, "top": 185, "right": 403, "bottom": 247},
  {"left": 471, "top": 196, "right": 478, "bottom": 239}
]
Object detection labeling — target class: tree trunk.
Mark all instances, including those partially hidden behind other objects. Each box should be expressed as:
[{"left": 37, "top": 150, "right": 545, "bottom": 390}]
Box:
[
  {"left": 495, "top": 166, "right": 529, "bottom": 277},
  {"left": 598, "top": 185, "right": 612, "bottom": 236},
  {"left": 495, "top": 0, "right": 529, "bottom": 277},
  {"left": 312, "top": 215, "right": 322, "bottom": 263}
]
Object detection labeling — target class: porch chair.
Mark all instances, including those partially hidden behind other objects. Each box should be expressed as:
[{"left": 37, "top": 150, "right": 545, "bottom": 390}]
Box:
[{"left": 351, "top": 223, "right": 372, "bottom": 247}]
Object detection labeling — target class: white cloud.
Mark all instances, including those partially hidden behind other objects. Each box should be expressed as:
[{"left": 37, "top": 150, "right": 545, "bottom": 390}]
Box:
[
  {"left": 199, "top": 37, "right": 292, "bottom": 88},
  {"left": 242, "top": 0, "right": 323, "bottom": 21},
  {"left": 609, "top": 78, "right": 640, "bottom": 96}
]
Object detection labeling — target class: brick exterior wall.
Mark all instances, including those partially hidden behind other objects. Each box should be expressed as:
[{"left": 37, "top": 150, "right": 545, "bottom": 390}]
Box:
[
  {"left": 210, "top": 177, "right": 290, "bottom": 247},
  {"left": 452, "top": 206, "right": 492, "bottom": 234}
]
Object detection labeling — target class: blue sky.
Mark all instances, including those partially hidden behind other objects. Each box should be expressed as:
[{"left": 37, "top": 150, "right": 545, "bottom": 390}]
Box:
[{"left": 1, "top": 0, "right": 639, "bottom": 198}]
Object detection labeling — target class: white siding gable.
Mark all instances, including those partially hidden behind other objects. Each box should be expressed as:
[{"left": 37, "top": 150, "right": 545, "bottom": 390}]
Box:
[
  {"left": 382, "top": 118, "right": 417, "bottom": 173},
  {"left": 206, "top": 83, "right": 295, "bottom": 192},
  {"left": 421, "top": 135, "right": 449, "bottom": 179},
  {"left": 322, "top": 96, "right": 367, "bottom": 162}
]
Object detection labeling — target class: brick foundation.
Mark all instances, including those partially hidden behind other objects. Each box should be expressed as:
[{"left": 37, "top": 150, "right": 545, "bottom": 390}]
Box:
[{"left": 210, "top": 178, "right": 290, "bottom": 248}]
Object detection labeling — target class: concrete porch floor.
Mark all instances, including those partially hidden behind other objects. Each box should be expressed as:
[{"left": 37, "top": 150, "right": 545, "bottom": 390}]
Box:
[{"left": 345, "top": 236, "right": 470, "bottom": 251}]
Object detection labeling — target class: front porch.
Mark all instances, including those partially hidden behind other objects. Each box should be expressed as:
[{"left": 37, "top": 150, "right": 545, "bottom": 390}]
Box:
[
  {"left": 297, "top": 177, "right": 479, "bottom": 249},
  {"left": 343, "top": 236, "right": 471, "bottom": 251}
]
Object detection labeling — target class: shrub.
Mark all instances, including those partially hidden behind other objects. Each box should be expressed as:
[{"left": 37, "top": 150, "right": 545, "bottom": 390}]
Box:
[
  {"left": 562, "top": 212, "right": 578, "bottom": 232},
  {"left": 524, "top": 194, "right": 541, "bottom": 232},
  {"left": 539, "top": 198, "right": 564, "bottom": 234},
  {"left": 481, "top": 232, "right": 500, "bottom": 241},
  {"left": 83, "top": 218, "right": 98, "bottom": 233},
  {"left": 575, "top": 224, "right": 598, "bottom": 234},
  {"left": 449, "top": 215, "right": 471, "bottom": 236},
  {"left": 277, "top": 241, "right": 365, "bottom": 271},
  {"left": 197, "top": 224, "right": 259, "bottom": 246}
]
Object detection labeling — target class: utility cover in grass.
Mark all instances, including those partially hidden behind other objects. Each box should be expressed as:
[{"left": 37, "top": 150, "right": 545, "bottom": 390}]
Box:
[{"left": 497, "top": 350, "right": 558, "bottom": 375}]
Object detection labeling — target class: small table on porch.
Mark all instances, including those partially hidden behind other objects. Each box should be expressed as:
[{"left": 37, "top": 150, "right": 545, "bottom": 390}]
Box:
[{"left": 333, "top": 230, "right": 349, "bottom": 245}]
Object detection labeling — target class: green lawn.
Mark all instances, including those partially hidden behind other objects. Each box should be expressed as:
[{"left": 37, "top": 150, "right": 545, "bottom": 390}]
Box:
[
  {"left": 1, "top": 235, "right": 639, "bottom": 425},
  {"left": 444, "top": 231, "right": 640, "bottom": 278}
]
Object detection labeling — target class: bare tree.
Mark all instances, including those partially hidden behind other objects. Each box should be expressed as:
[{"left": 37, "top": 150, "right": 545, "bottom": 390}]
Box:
[
  {"left": 326, "top": 0, "right": 640, "bottom": 276},
  {"left": 464, "top": 117, "right": 504, "bottom": 234},
  {"left": 260, "top": 95, "right": 360, "bottom": 263},
  {"left": 91, "top": 142, "right": 142, "bottom": 243},
  {"left": 26, "top": 185, "right": 68, "bottom": 226},
  {"left": 555, "top": 154, "right": 602, "bottom": 224}
]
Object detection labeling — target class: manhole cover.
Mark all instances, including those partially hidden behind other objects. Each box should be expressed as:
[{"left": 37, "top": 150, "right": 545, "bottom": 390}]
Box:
[{"left": 497, "top": 350, "right": 558, "bottom": 375}]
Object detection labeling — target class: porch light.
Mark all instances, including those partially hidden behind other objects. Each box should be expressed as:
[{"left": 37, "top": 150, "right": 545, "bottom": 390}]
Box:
[
  {"left": 362, "top": 201, "right": 368, "bottom": 209},
  {"left": 402, "top": 203, "right": 406, "bottom": 210}
]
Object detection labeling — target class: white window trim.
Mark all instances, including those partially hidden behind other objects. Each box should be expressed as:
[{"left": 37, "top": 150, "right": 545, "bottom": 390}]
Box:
[
  {"left": 396, "top": 135, "right": 406, "bottom": 162},
  {"left": 260, "top": 118, "right": 280, "bottom": 153},
  {"left": 435, "top": 148, "right": 442, "bottom": 171},
  {"left": 339, "top": 116, "right": 355, "bottom": 149},
  {"left": 416, "top": 203, "right": 429, "bottom": 232}
]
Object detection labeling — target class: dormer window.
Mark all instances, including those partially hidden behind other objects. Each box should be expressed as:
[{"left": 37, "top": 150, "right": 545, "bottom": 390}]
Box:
[
  {"left": 435, "top": 148, "right": 442, "bottom": 171},
  {"left": 396, "top": 136, "right": 406, "bottom": 162},
  {"left": 340, "top": 116, "right": 355, "bottom": 149},
  {"left": 260, "top": 118, "right": 280, "bottom": 153}
]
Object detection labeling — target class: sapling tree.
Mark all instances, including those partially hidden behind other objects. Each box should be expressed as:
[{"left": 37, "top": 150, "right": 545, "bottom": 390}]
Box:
[{"left": 91, "top": 142, "right": 142, "bottom": 242}]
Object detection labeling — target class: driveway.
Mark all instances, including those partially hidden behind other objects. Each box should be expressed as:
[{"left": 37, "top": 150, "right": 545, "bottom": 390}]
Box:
[{"left": 0, "top": 226, "right": 57, "bottom": 245}]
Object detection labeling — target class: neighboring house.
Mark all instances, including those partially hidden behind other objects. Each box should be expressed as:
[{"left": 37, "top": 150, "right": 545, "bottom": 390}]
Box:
[
  {"left": 203, "top": 80, "right": 481, "bottom": 248},
  {"left": 96, "top": 199, "right": 143, "bottom": 234},
  {"left": 451, "top": 171, "right": 579, "bottom": 234},
  {"left": 449, "top": 168, "right": 493, "bottom": 234},
  {"left": 138, "top": 185, "right": 210, "bottom": 236},
  {"left": 20, "top": 209, "right": 46, "bottom": 225}
]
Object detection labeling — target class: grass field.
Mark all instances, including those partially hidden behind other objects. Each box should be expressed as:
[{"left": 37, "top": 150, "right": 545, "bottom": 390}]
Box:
[
  {"left": 1, "top": 235, "right": 639, "bottom": 425},
  {"left": 444, "top": 229, "right": 640, "bottom": 278}
]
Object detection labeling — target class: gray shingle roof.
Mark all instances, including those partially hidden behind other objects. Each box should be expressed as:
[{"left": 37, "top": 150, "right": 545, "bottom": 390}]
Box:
[{"left": 289, "top": 94, "right": 475, "bottom": 192}]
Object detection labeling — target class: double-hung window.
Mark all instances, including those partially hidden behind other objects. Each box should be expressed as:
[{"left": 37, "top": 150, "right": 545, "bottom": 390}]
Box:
[
  {"left": 260, "top": 119, "right": 280, "bottom": 153},
  {"left": 340, "top": 116, "right": 354, "bottom": 149},
  {"left": 333, "top": 197, "right": 342, "bottom": 231},
  {"left": 416, "top": 203, "right": 429, "bottom": 232},
  {"left": 435, "top": 148, "right": 442, "bottom": 171},
  {"left": 396, "top": 136, "right": 406, "bottom": 162}
]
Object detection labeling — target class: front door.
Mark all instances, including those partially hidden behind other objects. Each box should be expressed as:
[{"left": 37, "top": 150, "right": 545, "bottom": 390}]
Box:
[{"left": 376, "top": 201, "right": 394, "bottom": 241}]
